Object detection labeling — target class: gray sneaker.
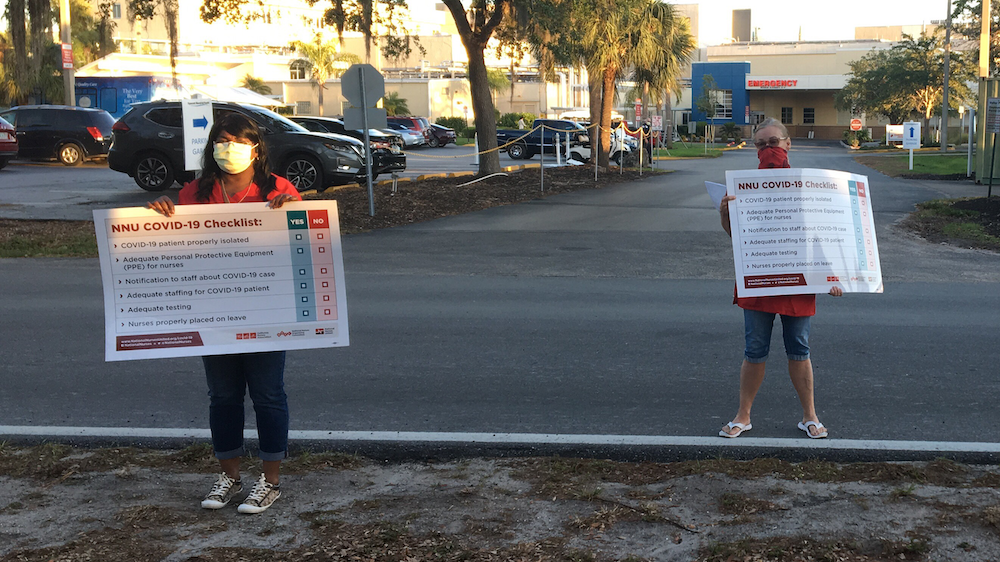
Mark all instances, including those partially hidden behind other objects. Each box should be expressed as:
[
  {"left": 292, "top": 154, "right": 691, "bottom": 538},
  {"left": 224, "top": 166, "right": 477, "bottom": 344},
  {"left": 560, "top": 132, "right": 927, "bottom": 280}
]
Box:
[
  {"left": 237, "top": 473, "right": 281, "bottom": 514},
  {"left": 201, "top": 473, "right": 242, "bottom": 509}
]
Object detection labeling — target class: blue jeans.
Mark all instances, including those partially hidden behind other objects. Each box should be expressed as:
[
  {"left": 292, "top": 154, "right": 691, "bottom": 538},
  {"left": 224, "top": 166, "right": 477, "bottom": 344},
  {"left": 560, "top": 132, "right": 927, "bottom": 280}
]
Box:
[
  {"left": 202, "top": 351, "right": 288, "bottom": 461},
  {"left": 743, "top": 309, "right": 810, "bottom": 363}
]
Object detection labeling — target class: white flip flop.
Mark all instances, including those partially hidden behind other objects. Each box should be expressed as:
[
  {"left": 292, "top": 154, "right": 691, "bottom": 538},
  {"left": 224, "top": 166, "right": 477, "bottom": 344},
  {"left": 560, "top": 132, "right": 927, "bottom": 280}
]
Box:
[
  {"left": 798, "top": 420, "right": 828, "bottom": 439},
  {"left": 719, "top": 421, "right": 752, "bottom": 438}
]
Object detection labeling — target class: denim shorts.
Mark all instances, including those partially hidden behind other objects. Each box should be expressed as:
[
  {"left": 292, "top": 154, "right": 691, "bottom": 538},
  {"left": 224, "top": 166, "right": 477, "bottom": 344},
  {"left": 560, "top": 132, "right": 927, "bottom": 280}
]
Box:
[
  {"left": 743, "top": 309, "right": 810, "bottom": 363},
  {"left": 202, "top": 351, "right": 288, "bottom": 461}
]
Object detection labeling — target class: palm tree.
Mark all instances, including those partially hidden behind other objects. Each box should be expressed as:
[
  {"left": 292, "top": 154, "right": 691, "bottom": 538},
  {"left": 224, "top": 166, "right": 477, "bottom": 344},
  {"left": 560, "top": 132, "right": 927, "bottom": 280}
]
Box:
[
  {"left": 241, "top": 75, "right": 273, "bottom": 95},
  {"left": 290, "top": 37, "right": 360, "bottom": 116},
  {"left": 486, "top": 68, "right": 510, "bottom": 105},
  {"left": 628, "top": 4, "right": 695, "bottom": 149},
  {"left": 381, "top": 92, "right": 410, "bottom": 116},
  {"left": 583, "top": 0, "right": 678, "bottom": 167}
]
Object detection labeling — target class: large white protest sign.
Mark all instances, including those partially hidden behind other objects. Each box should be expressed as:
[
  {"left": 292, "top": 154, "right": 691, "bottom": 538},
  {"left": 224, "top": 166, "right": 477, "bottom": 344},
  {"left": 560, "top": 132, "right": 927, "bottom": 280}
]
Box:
[
  {"left": 726, "top": 168, "right": 883, "bottom": 297},
  {"left": 94, "top": 201, "right": 349, "bottom": 361}
]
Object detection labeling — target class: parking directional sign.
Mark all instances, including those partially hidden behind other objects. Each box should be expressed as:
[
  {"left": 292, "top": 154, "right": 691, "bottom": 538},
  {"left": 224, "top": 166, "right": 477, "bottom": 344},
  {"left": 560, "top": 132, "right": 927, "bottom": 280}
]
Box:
[
  {"left": 182, "top": 100, "right": 214, "bottom": 171},
  {"left": 902, "top": 121, "right": 921, "bottom": 150}
]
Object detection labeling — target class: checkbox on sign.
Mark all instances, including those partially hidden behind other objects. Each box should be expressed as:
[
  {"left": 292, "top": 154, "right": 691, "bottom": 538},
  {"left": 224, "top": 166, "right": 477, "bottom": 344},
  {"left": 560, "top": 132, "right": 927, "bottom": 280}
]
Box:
[
  {"left": 317, "top": 233, "right": 324, "bottom": 240},
  {"left": 297, "top": 248, "right": 304, "bottom": 254},
  {"left": 324, "top": 309, "right": 331, "bottom": 315},
  {"left": 318, "top": 247, "right": 326, "bottom": 253},
  {"left": 301, "top": 296, "right": 309, "bottom": 303},
  {"left": 299, "top": 269, "right": 306, "bottom": 275},
  {"left": 300, "top": 283, "right": 308, "bottom": 289},
  {"left": 295, "top": 234, "right": 303, "bottom": 240},
  {"left": 321, "top": 282, "right": 328, "bottom": 288},
  {"left": 320, "top": 268, "right": 327, "bottom": 274},
  {"left": 323, "top": 295, "right": 330, "bottom": 301},
  {"left": 302, "top": 310, "right": 310, "bottom": 317}
]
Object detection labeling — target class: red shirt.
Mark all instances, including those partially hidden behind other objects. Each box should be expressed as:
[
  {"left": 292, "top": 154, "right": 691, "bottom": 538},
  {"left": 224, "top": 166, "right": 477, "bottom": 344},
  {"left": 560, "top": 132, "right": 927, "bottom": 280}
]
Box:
[
  {"left": 733, "top": 147, "right": 816, "bottom": 317},
  {"left": 178, "top": 174, "right": 301, "bottom": 205}
]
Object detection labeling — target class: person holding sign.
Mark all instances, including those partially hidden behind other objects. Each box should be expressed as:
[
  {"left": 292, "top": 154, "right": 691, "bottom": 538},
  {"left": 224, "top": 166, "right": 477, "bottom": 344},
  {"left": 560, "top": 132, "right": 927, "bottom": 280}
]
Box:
[
  {"left": 718, "top": 118, "right": 842, "bottom": 440},
  {"left": 147, "top": 113, "right": 301, "bottom": 513}
]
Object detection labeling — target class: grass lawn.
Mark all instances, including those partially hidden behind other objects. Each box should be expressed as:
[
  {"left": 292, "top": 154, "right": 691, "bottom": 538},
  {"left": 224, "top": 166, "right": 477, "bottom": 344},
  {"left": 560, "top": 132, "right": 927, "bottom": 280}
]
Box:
[
  {"left": 654, "top": 145, "right": 725, "bottom": 158},
  {"left": 855, "top": 153, "right": 971, "bottom": 177}
]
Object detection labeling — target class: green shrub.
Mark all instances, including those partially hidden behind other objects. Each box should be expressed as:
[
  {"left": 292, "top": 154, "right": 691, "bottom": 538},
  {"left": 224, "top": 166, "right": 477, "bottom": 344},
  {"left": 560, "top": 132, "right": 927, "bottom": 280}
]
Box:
[
  {"left": 499, "top": 112, "right": 535, "bottom": 128},
  {"left": 461, "top": 126, "right": 476, "bottom": 139},
  {"left": 843, "top": 129, "right": 872, "bottom": 147},
  {"left": 435, "top": 117, "right": 467, "bottom": 131}
]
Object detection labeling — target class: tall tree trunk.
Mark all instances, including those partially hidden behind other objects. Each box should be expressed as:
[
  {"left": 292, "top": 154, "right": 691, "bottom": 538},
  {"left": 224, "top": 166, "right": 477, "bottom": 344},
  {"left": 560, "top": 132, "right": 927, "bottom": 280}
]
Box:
[
  {"left": 9, "top": 0, "right": 29, "bottom": 103},
  {"left": 664, "top": 88, "right": 673, "bottom": 149},
  {"left": 509, "top": 59, "right": 515, "bottom": 112},
  {"left": 598, "top": 66, "right": 616, "bottom": 168},
  {"left": 163, "top": 0, "right": 179, "bottom": 90},
  {"left": 441, "top": 0, "right": 506, "bottom": 175},
  {"left": 317, "top": 82, "right": 325, "bottom": 116},
  {"left": 468, "top": 46, "right": 500, "bottom": 174},
  {"left": 28, "top": 0, "right": 50, "bottom": 78},
  {"left": 587, "top": 70, "right": 601, "bottom": 163}
]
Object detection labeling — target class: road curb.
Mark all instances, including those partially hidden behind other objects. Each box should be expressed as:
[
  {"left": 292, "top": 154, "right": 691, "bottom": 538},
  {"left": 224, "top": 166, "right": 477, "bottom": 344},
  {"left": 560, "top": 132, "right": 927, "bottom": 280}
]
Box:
[{"left": 2, "top": 427, "right": 998, "bottom": 464}]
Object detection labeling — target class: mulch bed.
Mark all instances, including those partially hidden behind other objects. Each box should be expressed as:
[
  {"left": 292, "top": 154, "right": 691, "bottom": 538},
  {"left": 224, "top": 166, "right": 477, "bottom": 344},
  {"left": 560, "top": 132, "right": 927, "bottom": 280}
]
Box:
[
  {"left": 308, "top": 166, "right": 657, "bottom": 234},
  {"left": 900, "top": 196, "right": 1000, "bottom": 251}
]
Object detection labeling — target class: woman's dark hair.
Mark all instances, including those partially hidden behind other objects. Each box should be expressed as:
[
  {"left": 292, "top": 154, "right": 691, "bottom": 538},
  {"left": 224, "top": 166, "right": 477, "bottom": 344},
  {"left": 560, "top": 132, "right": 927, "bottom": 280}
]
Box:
[{"left": 195, "top": 112, "right": 273, "bottom": 202}]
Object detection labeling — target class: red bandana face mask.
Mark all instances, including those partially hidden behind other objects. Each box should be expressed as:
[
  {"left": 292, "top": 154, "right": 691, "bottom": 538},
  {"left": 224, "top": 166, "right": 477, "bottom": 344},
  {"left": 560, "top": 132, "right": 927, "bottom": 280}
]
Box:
[{"left": 757, "top": 146, "right": 789, "bottom": 169}]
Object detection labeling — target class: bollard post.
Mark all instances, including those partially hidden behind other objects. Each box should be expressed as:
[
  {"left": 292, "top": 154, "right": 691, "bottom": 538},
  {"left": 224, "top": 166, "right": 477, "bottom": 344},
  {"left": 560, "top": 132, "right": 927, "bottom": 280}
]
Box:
[{"left": 555, "top": 133, "right": 562, "bottom": 165}]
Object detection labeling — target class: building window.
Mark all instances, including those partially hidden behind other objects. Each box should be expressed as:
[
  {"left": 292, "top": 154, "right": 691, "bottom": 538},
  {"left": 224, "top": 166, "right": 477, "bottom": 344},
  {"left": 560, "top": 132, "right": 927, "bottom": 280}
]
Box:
[
  {"left": 711, "top": 89, "right": 732, "bottom": 119},
  {"left": 112, "top": 3, "right": 121, "bottom": 18},
  {"left": 803, "top": 108, "right": 815, "bottom": 124},
  {"left": 781, "top": 107, "right": 793, "bottom": 124},
  {"left": 290, "top": 61, "right": 308, "bottom": 80}
]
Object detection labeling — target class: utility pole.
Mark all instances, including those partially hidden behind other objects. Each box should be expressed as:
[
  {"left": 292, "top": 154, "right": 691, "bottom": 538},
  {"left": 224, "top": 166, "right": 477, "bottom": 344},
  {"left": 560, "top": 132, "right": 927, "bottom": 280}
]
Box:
[
  {"left": 942, "top": 0, "right": 952, "bottom": 151},
  {"left": 59, "top": 0, "right": 75, "bottom": 106},
  {"left": 981, "top": 0, "right": 991, "bottom": 78}
]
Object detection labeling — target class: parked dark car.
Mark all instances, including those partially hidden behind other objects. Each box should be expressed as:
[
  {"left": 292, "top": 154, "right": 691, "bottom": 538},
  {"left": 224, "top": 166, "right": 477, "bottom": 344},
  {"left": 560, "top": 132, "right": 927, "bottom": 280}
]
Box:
[
  {"left": 427, "top": 123, "right": 457, "bottom": 148},
  {"left": 109, "top": 101, "right": 368, "bottom": 192},
  {"left": 387, "top": 116, "right": 432, "bottom": 143},
  {"left": 497, "top": 119, "right": 589, "bottom": 160},
  {"left": 290, "top": 116, "right": 406, "bottom": 175},
  {"left": 0, "top": 115, "right": 16, "bottom": 169},
  {"left": 0, "top": 105, "right": 115, "bottom": 166}
]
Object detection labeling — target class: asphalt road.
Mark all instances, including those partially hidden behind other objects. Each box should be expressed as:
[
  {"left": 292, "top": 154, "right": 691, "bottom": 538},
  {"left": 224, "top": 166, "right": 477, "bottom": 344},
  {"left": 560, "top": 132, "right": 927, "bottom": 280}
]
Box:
[{"left": 2, "top": 142, "right": 999, "bottom": 451}]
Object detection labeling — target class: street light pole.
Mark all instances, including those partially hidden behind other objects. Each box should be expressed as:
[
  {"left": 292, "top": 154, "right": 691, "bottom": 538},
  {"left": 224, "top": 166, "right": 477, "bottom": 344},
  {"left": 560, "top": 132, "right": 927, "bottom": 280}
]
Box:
[
  {"left": 941, "top": 0, "right": 952, "bottom": 151},
  {"left": 59, "top": 0, "right": 75, "bottom": 106}
]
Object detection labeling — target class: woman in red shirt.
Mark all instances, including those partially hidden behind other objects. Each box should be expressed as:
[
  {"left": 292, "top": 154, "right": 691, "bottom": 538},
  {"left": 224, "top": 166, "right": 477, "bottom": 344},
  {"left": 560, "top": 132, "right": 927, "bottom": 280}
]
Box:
[
  {"left": 718, "top": 118, "right": 842, "bottom": 439},
  {"left": 148, "top": 112, "right": 300, "bottom": 513}
]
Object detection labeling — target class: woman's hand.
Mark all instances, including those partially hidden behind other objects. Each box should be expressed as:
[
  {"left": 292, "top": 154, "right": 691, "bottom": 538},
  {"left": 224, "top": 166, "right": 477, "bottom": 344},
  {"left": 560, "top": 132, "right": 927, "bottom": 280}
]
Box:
[
  {"left": 829, "top": 287, "right": 843, "bottom": 297},
  {"left": 720, "top": 195, "right": 735, "bottom": 236},
  {"left": 146, "top": 196, "right": 175, "bottom": 217},
  {"left": 267, "top": 194, "right": 297, "bottom": 209}
]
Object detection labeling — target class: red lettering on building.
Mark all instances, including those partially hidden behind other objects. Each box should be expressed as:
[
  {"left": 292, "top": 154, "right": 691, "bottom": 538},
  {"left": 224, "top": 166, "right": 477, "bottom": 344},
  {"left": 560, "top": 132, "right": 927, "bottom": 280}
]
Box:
[{"left": 747, "top": 79, "right": 799, "bottom": 88}]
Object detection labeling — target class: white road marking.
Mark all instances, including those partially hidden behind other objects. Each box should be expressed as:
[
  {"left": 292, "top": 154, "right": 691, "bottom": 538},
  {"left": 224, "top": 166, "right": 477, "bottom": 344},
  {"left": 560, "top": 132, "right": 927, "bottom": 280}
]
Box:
[{"left": 0, "top": 426, "right": 997, "bottom": 453}]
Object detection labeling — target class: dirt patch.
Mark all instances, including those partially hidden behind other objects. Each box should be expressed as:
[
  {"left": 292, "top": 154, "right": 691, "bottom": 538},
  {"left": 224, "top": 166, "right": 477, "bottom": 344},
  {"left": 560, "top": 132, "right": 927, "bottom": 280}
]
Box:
[
  {"left": 2, "top": 447, "right": 1000, "bottom": 561},
  {"left": 307, "top": 166, "right": 658, "bottom": 234}
]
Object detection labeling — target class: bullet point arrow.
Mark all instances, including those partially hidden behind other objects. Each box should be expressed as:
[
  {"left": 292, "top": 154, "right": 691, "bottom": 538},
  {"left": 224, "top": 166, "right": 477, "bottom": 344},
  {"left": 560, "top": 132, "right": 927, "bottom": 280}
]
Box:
[{"left": 193, "top": 116, "right": 209, "bottom": 129}]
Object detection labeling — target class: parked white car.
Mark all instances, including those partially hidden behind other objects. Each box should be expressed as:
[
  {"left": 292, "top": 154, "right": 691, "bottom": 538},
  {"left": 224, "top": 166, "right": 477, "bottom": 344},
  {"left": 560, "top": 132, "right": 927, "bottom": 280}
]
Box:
[{"left": 384, "top": 123, "right": 426, "bottom": 148}]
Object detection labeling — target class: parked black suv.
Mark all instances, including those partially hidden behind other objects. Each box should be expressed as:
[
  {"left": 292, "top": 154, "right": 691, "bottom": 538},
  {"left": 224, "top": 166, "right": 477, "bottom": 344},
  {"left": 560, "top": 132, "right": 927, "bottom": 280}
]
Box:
[
  {"left": 109, "top": 101, "right": 368, "bottom": 192},
  {"left": 290, "top": 116, "right": 406, "bottom": 175},
  {"left": 0, "top": 105, "right": 115, "bottom": 166}
]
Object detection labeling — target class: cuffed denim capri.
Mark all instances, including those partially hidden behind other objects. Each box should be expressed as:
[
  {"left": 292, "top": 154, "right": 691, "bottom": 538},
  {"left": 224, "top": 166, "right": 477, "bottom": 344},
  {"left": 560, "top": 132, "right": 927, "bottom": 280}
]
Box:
[
  {"left": 743, "top": 309, "right": 810, "bottom": 363},
  {"left": 202, "top": 351, "right": 288, "bottom": 461}
]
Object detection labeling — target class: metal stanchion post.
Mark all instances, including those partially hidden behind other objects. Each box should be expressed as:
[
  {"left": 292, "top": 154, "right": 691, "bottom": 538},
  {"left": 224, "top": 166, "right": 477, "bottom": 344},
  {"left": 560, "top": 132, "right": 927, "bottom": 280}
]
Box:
[{"left": 540, "top": 126, "right": 545, "bottom": 192}]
